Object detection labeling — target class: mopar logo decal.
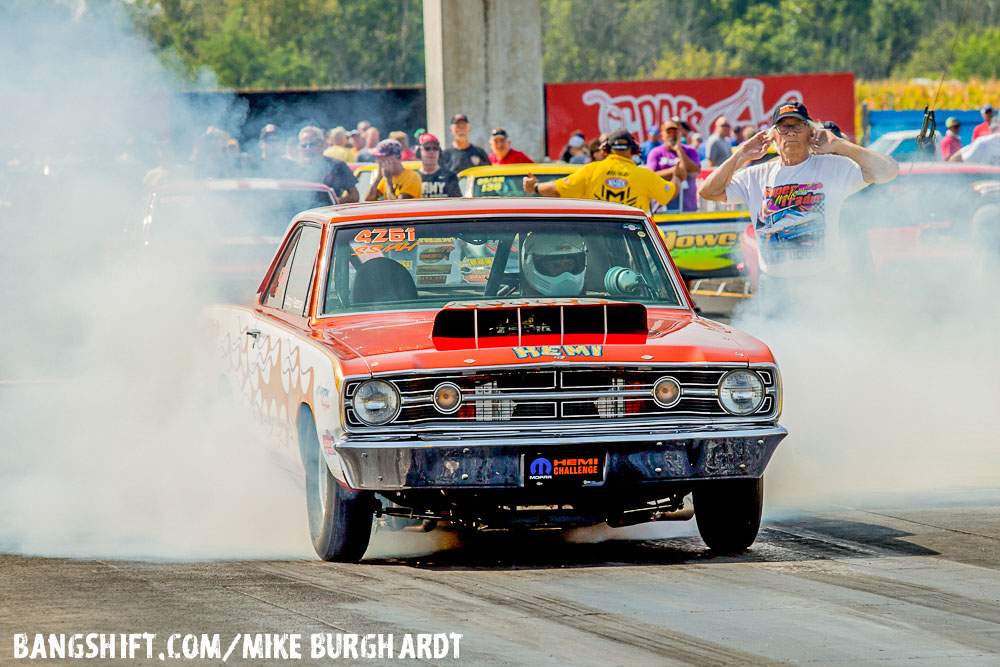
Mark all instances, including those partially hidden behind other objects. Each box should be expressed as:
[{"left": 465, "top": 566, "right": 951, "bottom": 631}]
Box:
[{"left": 528, "top": 457, "right": 553, "bottom": 479}]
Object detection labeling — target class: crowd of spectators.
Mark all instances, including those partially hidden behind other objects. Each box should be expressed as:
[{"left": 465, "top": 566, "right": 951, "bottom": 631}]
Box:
[{"left": 136, "top": 98, "right": 1000, "bottom": 211}]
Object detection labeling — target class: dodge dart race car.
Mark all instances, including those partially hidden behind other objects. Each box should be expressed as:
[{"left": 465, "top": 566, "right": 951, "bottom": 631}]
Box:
[{"left": 202, "top": 197, "right": 786, "bottom": 562}]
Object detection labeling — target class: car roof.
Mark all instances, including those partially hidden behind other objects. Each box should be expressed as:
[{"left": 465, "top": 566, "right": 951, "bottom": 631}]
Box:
[
  {"left": 297, "top": 196, "right": 649, "bottom": 225},
  {"left": 457, "top": 163, "right": 581, "bottom": 178},
  {"left": 896, "top": 161, "right": 1000, "bottom": 175},
  {"left": 152, "top": 177, "right": 335, "bottom": 193}
]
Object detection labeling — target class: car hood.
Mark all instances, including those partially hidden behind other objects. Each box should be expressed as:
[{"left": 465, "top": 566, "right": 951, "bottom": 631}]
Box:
[{"left": 318, "top": 309, "right": 774, "bottom": 377}]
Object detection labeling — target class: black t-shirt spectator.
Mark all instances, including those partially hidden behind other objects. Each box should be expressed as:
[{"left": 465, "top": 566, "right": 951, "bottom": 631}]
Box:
[
  {"left": 442, "top": 144, "right": 489, "bottom": 173},
  {"left": 420, "top": 167, "right": 461, "bottom": 198},
  {"left": 296, "top": 157, "right": 356, "bottom": 199}
]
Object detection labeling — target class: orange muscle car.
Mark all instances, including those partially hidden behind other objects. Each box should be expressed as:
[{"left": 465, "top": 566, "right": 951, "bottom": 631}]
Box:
[{"left": 201, "top": 197, "right": 786, "bottom": 561}]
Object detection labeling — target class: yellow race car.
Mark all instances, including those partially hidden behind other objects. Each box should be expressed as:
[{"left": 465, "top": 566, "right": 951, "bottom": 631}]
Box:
[{"left": 457, "top": 163, "right": 581, "bottom": 197}]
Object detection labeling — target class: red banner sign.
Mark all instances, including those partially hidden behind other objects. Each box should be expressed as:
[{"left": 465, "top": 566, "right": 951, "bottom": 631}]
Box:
[{"left": 544, "top": 73, "right": 855, "bottom": 159}]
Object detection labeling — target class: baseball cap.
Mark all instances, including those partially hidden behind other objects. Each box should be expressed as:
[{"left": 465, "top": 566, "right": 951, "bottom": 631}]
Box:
[
  {"left": 605, "top": 128, "right": 638, "bottom": 150},
  {"left": 772, "top": 102, "right": 811, "bottom": 125},
  {"left": 671, "top": 116, "right": 691, "bottom": 132},
  {"left": 647, "top": 124, "right": 659, "bottom": 134},
  {"left": 370, "top": 139, "right": 402, "bottom": 158},
  {"left": 821, "top": 121, "right": 843, "bottom": 137},
  {"left": 946, "top": 117, "right": 960, "bottom": 128},
  {"left": 418, "top": 132, "right": 440, "bottom": 146},
  {"left": 568, "top": 134, "right": 585, "bottom": 148},
  {"left": 490, "top": 127, "right": 508, "bottom": 138},
  {"left": 450, "top": 113, "right": 469, "bottom": 124},
  {"left": 259, "top": 123, "right": 279, "bottom": 141},
  {"left": 982, "top": 104, "right": 995, "bottom": 114}
]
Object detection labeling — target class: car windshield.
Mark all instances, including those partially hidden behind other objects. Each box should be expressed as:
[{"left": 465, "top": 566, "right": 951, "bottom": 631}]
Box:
[
  {"left": 473, "top": 173, "right": 565, "bottom": 197},
  {"left": 322, "top": 217, "right": 683, "bottom": 314},
  {"left": 150, "top": 188, "right": 334, "bottom": 242}
]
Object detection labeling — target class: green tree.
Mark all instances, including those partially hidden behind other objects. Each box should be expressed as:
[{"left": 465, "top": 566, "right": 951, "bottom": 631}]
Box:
[
  {"left": 897, "top": 22, "right": 1000, "bottom": 80},
  {"left": 127, "top": 0, "right": 423, "bottom": 89}
]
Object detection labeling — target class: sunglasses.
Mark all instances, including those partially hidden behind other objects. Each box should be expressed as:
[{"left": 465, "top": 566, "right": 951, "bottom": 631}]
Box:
[
  {"left": 299, "top": 140, "right": 322, "bottom": 148},
  {"left": 422, "top": 145, "right": 441, "bottom": 151}
]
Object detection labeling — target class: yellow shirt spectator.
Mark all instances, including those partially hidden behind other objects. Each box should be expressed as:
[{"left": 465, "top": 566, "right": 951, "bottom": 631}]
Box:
[
  {"left": 376, "top": 168, "right": 422, "bottom": 199},
  {"left": 554, "top": 153, "right": 676, "bottom": 212}
]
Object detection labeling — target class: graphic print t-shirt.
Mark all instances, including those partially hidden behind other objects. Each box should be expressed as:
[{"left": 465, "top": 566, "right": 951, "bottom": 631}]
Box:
[
  {"left": 420, "top": 167, "right": 461, "bottom": 198},
  {"left": 554, "top": 154, "right": 676, "bottom": 213},
  {"left": 726, "top": 154, "right": 867, "bottom": 277}
]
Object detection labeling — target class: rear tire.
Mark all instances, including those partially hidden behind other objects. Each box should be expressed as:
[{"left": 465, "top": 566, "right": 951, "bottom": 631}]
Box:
[
  {"left": 300, "top": 409, "right": 374, "bottom": 562},
  {"left": 693, "top": 477, "right": 764, "bottom": 554}
]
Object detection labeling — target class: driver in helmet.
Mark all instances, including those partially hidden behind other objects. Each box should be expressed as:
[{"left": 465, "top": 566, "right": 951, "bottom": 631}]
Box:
[{"left": 521, "top": 232, "right": 588, "bottom": 297}]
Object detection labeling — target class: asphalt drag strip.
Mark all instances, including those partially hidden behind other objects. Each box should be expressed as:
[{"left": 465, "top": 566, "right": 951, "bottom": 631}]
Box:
[{"left": 3, "top": 489, "right": 999, "bottom": 665}]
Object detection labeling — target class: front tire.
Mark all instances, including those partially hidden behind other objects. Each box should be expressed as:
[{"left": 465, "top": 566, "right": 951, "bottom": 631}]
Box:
[
  {"left": 300, "top": 410, "right": 374, "bottom": 562},
  {"left": 693, "top": 477, "right": 764, "bottom": 554}
]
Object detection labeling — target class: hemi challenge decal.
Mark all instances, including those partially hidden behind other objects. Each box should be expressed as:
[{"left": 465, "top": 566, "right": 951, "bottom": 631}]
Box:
[{"left": 512, "top": 345, "right": 603, "bottom": 359}]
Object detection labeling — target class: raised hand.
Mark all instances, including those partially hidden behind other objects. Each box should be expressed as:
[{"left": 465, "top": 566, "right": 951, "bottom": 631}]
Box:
[
  {"left": 738, "top": 130, "right": 771, "bottom": 161},
  {"left": 810, "top": 128, "right": 840, "bottom": 154}
]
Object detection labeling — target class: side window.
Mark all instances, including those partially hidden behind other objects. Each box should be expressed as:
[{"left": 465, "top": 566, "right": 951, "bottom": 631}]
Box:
[
  {"left": 281, "top": 225, "right": 322, "bottom": 316},
  {"left": 262, "top": 225, "right": 322, "bottom": 316},
  {"left": 263, "top": 229, "right": 301, "bottom": 309}
]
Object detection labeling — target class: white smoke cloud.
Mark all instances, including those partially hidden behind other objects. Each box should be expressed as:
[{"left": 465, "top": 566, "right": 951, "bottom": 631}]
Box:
[
  {"left": 733, "top": 211, "right": 1000, "bottom": 508},
  {"left": 0, "top": 1, "right": 315, "bottom": 560}
]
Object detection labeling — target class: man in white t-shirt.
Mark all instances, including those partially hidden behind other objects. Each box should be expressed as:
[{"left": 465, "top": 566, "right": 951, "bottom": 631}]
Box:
[
  {"left": 950, "top": 128, "right": 1000, "bottom": 166},
  {"left": 699, "top": 102, "right": 898, "bottom": 300}
]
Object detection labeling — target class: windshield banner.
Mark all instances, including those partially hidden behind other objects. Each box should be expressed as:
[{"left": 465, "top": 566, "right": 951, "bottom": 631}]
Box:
[{"left": 544, "top": 73, "right": 854, "bottom": 159}]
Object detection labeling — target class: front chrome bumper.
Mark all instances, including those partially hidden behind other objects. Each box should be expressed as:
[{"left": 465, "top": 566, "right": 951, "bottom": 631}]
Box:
[{"left": 335, "top": 424, "right": 787, "bottom": 490}]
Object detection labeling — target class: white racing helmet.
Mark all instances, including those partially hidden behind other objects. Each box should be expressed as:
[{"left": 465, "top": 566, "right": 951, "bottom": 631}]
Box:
[{"left": 521, "top": 232, "right": 587, "bottom": 296}]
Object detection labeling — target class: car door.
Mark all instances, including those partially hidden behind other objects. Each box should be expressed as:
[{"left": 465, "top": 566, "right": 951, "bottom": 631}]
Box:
[{"left": 244, "top": 222, "right": 324, "bottom": 463}]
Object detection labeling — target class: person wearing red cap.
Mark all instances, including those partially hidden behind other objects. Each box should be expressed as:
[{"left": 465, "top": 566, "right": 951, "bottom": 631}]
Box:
[
  {"left": 442, "top": 113, "right": 490, "bottom": 173},
  {"left": 364, "top": 139, "right": 422, "bottom": 200},
  {"left": 416, "top": 133, "right": 460, "bottom": 198},
  {"left": 488, "top": 127, "right": 534, "bottom": 165}
]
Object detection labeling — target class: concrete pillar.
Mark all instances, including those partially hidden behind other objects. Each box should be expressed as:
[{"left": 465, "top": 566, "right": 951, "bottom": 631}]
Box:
[{"left": 424, "top": 0, "right": 545, "bottom": 160}]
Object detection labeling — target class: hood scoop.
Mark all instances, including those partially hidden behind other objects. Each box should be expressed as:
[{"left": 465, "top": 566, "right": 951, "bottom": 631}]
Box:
[{"left": 432, "top": 298, "right": 647, "bottom": 350}]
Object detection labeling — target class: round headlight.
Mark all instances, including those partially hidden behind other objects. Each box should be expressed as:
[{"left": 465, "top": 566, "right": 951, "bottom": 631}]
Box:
[
  {"left": 651, "top": 377, "right": 681, "bottom": 408},
  {"left": 352, "top": 380, "right": 400, "bottom": 425},
  {"left": 432, "top": 382, "right": 463, "bottom": 414},
  {"left": 718, "top": 370, "right": 764, "bottom": 415}
]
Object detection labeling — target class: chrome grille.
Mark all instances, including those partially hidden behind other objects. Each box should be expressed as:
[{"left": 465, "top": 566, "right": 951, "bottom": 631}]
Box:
[{"left": 344, "top": 365, "right": 779, "bottom": 428}]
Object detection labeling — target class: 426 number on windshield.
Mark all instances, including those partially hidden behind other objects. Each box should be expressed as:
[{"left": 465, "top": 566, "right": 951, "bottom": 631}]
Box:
[{"left": 354, "top": 227, "right": 416, "bottom": 244}]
